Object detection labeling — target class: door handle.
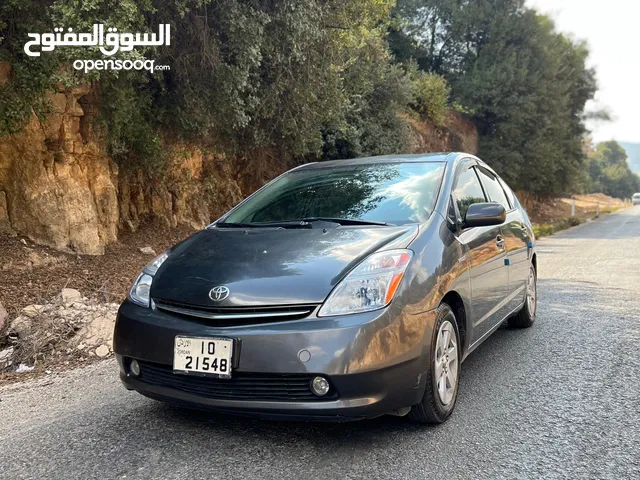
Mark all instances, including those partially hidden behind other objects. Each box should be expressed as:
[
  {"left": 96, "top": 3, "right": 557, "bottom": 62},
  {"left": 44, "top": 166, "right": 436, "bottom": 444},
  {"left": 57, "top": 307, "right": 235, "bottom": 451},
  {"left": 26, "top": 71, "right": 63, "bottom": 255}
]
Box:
[{"left": 496, "top": 235, "right": 505, "bottom": 250}]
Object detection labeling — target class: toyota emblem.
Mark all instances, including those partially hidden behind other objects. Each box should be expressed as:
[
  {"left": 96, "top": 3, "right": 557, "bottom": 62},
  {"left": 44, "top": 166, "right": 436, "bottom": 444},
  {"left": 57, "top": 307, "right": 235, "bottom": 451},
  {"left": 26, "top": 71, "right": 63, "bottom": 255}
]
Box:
[{"left": 209, "top": 286, "right": 230, "bottom": 301}]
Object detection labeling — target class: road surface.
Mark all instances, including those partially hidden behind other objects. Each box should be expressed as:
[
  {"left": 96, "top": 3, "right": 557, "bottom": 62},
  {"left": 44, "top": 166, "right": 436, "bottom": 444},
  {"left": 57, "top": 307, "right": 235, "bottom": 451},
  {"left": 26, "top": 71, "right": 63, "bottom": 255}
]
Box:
[{"left": 1, "top": 208, "right": 639, "bottom": 479}]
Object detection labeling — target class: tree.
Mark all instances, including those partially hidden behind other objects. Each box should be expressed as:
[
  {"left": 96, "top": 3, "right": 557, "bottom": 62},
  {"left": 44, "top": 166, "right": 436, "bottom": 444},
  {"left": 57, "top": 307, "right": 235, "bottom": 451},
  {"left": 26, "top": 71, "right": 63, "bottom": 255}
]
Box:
[
  {"left": 390, "top": 0, "right": 597, "bottom": 196},
  {"left": 587, "top": 141, "right": 640, "bottom": 199},
  {"left": 1, "top": 0, "right": 419, "bottom": 169}
]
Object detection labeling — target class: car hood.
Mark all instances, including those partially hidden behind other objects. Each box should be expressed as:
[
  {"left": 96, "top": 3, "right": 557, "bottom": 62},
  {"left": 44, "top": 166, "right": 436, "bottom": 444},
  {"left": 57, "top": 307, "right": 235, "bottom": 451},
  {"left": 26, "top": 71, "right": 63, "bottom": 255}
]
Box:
[{"left": 151, "top": 225, "right": 419, "bottom": 307}]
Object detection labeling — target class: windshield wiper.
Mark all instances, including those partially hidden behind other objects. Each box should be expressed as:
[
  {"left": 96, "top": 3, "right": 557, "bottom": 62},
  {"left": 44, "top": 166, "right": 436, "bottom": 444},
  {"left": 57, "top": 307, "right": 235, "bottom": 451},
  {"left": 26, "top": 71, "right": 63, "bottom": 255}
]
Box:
[
  {"left": 215, "top": 221, "right": 312, "bottom": 229},
  {"left": 302, "top": 217, "right": 393, "bottom": 226}
]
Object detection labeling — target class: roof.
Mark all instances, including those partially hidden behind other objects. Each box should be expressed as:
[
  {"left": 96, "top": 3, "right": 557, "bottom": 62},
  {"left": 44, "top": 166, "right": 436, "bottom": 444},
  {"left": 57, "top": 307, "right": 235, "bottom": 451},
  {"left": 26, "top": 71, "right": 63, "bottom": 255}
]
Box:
[{"left": 297, "top": 153, "right": 457, "bottom": 170}]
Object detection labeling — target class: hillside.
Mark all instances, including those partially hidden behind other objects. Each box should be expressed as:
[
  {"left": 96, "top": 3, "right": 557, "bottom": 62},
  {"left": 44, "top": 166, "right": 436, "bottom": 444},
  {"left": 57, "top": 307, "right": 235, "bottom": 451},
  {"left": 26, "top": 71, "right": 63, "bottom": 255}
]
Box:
[{"left": 619, "top": 142, "right": 640, "bottom": 173}]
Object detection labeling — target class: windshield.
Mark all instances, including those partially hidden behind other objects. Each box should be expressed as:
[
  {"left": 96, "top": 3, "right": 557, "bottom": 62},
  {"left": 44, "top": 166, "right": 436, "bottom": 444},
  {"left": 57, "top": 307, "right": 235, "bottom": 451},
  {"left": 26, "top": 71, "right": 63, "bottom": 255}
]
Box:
[{"left": 221, "top": 162, "right": 446, "bottom": 226}]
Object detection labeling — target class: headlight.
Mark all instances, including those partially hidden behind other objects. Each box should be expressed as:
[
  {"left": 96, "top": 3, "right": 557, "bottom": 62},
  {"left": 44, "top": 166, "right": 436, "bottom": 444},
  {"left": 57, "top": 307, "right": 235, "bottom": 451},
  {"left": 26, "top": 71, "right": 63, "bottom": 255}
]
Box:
[
  {"left": 318, "top": 249, "right": 413, "bottom": 317},
  {"left": 143, "top": 251, "right": 169, "bottom": 276},
  {"left": 128, "top": 251, "right": 169, "bottom": 307}
]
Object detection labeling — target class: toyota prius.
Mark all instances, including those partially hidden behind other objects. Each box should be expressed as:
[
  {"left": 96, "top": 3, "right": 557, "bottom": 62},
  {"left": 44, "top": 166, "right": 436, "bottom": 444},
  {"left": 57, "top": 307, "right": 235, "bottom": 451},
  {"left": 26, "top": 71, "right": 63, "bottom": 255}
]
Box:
[{"left": 114, "top": 153, "right": 537, "bottom": 423}]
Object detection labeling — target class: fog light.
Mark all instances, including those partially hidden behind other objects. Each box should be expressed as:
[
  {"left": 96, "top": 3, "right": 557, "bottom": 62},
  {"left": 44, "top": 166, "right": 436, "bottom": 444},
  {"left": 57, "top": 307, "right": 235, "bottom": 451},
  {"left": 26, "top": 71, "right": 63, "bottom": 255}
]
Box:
[
  {"left": 130, "top": 359, "right": 140, "bottom": 376},
  {"left": 311, "top": 376, "right": 330, "bottom": 396}
]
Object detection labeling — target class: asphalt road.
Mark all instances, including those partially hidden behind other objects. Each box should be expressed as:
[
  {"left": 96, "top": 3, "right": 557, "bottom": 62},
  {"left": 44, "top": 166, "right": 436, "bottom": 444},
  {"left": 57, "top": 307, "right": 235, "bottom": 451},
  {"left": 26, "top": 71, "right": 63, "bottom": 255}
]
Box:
[{"left": 2, "top": 208, "right": 639, "bottom": 480}]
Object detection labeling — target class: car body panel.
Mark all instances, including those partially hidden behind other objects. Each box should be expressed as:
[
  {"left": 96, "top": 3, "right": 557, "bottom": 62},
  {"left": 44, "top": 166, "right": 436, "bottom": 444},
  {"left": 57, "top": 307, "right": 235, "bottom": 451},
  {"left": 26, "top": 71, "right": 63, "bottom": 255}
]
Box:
[{"left": 151, "top": 224, "right": 419, "bottom": 307}]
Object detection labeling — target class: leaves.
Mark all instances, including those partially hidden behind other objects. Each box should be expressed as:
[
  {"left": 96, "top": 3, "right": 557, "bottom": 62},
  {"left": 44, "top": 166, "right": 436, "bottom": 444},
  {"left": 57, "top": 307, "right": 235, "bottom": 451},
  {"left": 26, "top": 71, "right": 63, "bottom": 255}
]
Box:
[
  {"left": 586, "top": 140, "right": 640, "bottom": 199},
  {"left": 392, "top": 0, "right": 598, "bottom": 196}
]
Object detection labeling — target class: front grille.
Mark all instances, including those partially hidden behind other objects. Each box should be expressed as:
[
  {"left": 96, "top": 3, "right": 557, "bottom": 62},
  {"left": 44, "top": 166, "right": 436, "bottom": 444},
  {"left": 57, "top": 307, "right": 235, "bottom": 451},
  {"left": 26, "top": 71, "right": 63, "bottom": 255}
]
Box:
[
  {"left": 137, "top": 361, "right": 337, "bottom": 402},
  {"left": 152, "top": 299, "right": 317, "bottom": 327}
]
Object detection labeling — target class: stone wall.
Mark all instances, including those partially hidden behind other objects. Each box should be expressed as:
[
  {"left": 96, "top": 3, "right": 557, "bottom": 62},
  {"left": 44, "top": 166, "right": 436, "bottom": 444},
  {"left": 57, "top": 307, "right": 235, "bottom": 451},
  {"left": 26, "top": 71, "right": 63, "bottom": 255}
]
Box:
[{"left": 0, "top": 62, "right": 478, "bottom": 255}]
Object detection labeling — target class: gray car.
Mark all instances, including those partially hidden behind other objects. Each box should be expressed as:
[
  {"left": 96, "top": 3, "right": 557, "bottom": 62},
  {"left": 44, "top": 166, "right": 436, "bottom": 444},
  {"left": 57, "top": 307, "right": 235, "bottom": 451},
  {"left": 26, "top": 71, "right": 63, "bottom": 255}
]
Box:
[{"left": 114, "top": 153, "right": 537, "bottom": 423}]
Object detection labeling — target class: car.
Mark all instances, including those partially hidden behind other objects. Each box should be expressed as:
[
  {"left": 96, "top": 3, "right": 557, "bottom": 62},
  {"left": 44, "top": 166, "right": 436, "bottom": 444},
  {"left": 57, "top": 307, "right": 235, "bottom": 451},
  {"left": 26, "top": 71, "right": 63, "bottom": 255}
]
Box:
[
  {"left": 633, "top": 193, "right": 640, "bottom": 206},
  {"left": 113, "top": 152, "right": 537, "bottom": 424}
]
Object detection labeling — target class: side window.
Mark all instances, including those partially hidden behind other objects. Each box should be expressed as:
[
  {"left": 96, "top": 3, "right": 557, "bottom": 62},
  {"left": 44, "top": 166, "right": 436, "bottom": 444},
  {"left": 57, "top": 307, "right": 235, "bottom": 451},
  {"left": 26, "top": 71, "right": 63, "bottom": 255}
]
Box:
[
  {"left": 453, "top": 167, "right": 486, "bottom": 220},
  {"left": 497, "top": 177, "right": 515, "bottom": 209},
  {"left": 476, "top": 168, "right": 510, "bottom": 210}
]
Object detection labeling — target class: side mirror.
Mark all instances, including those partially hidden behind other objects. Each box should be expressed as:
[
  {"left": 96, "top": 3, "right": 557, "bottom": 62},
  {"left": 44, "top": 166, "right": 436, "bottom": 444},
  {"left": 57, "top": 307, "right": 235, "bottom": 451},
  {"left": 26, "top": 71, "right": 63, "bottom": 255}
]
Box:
[{"left": 463, "top": 202, "right": 506, "bottom": 228}]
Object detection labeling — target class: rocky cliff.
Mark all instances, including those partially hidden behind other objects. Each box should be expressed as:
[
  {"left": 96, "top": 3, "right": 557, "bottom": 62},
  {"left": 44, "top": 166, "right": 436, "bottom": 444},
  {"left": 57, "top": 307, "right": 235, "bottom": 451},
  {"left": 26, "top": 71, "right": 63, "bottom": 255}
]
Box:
[{"left": 0, "top": 67, "right": 478, "bottom": 255}]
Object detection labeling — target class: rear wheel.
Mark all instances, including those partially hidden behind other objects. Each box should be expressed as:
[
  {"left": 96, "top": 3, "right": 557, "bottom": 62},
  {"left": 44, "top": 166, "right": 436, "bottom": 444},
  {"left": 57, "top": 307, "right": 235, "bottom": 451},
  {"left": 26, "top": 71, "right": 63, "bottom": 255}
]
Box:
[
  {"left": 508, "top": 264, "right": 537, "bottom": 328},
  {"left": 409, "top": 303, "right": 461, "bottom": 424}
]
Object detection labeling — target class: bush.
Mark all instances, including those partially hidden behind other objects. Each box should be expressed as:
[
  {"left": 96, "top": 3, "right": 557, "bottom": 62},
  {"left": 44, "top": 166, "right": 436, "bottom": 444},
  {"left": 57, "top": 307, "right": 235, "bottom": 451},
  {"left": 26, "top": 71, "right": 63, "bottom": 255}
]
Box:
[
  {"left": 533, "top": 223, "right": 554, "bottom": 238},
  {"left": 408, "top": 69, "right": 449, "bottom": 127}
]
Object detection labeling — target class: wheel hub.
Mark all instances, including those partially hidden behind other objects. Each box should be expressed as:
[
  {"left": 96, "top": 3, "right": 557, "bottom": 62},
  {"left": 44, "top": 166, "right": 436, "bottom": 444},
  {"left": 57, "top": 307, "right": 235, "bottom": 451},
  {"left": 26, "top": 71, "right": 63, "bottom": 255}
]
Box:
[
  {"left": 527, "top": 267, "right": 537, "bottom": 316},
  {"left": 434, "top": 320, "right": 458, "bottom": 406}
]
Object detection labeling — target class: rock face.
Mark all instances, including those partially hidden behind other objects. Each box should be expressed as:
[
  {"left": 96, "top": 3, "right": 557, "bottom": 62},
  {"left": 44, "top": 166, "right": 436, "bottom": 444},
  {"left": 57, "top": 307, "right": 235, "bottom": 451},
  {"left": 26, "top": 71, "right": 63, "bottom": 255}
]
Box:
[
  {"left": 0, "top": 83, "right": 247, "bottom": 254},
  {"left": 0, "top": 83, "right": 118, "bottom": 254}
]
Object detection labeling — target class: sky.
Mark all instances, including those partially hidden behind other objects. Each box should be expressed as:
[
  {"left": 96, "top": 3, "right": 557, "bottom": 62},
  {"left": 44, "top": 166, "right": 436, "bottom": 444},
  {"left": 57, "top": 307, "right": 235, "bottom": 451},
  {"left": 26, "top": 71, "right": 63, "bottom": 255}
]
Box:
[{"left": 527, "top": 0, "right": 639, "bottom": 143}]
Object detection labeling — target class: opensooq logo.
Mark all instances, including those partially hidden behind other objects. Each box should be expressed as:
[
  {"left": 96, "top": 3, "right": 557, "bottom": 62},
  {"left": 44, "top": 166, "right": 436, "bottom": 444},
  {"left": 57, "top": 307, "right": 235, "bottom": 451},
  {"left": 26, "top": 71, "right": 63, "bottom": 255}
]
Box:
[{"left": 23, "top": 24, "right": 171, "bottom": 73}]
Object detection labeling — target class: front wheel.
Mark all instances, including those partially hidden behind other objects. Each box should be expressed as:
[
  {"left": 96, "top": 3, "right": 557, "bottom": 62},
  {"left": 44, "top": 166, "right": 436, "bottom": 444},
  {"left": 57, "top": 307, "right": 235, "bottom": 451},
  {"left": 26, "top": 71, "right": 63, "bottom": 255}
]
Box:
[
  {"left": 508, "top": 264, "right": 537, "bottom": 328},
  {"left": 409, "top": 303, "right": 461, "bottom": 424}
]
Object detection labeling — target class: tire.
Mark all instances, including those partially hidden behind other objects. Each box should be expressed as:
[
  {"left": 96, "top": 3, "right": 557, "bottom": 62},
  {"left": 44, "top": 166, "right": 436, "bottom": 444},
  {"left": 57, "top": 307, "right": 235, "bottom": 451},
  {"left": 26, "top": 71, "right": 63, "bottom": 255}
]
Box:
[
  {"left": 409, "top": 302, "right": 461, "bottom": 424},
  {"left": 508, "top": 263, "right": 537, "bottom": 328}
]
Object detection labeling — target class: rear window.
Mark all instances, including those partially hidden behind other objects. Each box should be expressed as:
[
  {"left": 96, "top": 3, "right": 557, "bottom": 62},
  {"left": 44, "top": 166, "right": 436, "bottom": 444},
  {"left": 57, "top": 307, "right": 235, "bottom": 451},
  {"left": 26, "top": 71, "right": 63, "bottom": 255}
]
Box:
[{"left": 222, "top": 162, "right": 446, "bottom": 225}]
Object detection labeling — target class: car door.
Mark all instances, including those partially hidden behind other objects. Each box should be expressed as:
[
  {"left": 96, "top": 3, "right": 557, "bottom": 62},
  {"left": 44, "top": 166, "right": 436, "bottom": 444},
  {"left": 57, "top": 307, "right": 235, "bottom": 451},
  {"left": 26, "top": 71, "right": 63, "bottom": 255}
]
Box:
[
  {"left": 451, "top": 163, "right": 510, "bottom": 344},
  {"left": 476, "top": 167, "right": 530, "bottom": 314},
  {"left": 499, "top": 176, "right": 532, "bottom": 312}
]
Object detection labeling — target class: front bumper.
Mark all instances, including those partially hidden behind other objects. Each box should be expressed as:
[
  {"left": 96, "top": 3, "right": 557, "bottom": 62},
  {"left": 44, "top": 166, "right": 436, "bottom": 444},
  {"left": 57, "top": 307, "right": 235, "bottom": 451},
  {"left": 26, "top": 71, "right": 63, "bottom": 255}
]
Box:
[{"left": 113, "top": 300, "right": 436, "bottom": 420}]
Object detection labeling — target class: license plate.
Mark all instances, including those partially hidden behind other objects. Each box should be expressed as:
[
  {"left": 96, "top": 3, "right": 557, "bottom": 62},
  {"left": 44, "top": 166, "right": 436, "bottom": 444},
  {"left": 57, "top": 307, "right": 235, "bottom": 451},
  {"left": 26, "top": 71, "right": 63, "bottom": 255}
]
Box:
[{"left": 173, "top": 336, "right": 233, "bottom": 378}]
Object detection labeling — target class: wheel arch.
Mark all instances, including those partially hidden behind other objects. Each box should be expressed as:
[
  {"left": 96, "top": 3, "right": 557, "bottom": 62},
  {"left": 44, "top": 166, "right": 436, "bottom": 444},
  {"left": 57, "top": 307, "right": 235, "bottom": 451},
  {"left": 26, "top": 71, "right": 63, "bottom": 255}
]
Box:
[{"left": 440, "top": 290, "right": 468, "bottom": 354}]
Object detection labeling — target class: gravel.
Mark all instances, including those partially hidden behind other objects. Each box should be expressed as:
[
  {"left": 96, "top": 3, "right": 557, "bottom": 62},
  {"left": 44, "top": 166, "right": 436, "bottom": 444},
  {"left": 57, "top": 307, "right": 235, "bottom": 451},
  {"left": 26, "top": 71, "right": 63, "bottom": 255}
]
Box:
[{"left": 1, "top": 208, "right": 639, "bottom": 480}]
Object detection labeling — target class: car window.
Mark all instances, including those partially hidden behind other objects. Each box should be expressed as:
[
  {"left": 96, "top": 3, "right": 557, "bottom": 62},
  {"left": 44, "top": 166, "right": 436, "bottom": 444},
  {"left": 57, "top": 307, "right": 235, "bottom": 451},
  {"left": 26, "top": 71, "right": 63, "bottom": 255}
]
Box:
[
  {"left": 222, "top": 162, "right": 446, "bottom": 226},
  {"left": 477, "top": 168, "right": 510, "bottom": 210},
  {"left": 453, "top": 166, "right": 486, "bottom": 219},
  {"left": 497, "top": 177, "right": 515, "bottom": 209}
]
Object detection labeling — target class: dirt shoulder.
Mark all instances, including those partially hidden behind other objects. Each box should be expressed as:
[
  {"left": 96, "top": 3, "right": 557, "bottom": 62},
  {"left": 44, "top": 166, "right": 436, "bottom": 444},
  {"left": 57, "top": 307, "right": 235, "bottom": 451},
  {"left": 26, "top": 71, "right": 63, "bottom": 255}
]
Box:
[
  {"left": 0, "top": 222, "right": 196, "bottom": 384},
  {"left": 519, "top": 192, "right": 626, "bottom": 225},
  {"left": 0, "top": 222, "right": 195, "bottom": 316}
]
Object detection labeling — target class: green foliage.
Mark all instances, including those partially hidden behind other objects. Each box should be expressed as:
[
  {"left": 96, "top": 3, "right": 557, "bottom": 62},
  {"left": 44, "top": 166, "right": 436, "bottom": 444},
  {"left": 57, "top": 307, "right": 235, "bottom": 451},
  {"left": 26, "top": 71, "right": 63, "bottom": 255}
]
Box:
[
  {"left": 321, "top": 38, "right": 413, "bottom": 160},
  {"left": 619, "top": 142, "right": 640, "bottom": 174},
  {"left": 1, "top": 0, "right": 427, "bottom": 169},
  {"left": 585, "top": 140, "right": 640, "bottom": 199},
  {"left": 0, "top": 0, "right": 60, "bottom": 134},
  {"left": 391, "top": 0, "right": 598, "bottom": 196},
  {"left": 532, "top": 223, "right": 554, "bottom": 238},
  {"left": 533, "top": 216, "right": 582, "bottom": 238},
  {"left": 98, "top": 79, "right": 165, "bottom": 172},
  {"left": 408, "top": 67, "right": 449, "bottom": 127}
]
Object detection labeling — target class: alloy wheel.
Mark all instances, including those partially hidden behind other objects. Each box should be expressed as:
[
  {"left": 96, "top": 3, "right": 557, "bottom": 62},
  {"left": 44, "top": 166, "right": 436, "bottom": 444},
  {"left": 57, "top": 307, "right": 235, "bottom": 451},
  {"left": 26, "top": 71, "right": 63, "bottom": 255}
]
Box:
[
  {"left": 434, "top": 320, "right": 458, "bottom": 406},
  {"left": 527, "top": 267, "right": 537, "bottom": 317}
]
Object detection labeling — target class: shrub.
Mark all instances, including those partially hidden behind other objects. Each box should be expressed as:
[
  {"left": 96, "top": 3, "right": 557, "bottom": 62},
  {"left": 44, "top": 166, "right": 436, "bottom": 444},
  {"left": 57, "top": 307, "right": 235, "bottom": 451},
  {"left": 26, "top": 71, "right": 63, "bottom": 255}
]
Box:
[
  {"left": 408, "top": 68, "right": 450, "bottom": 127},
  {"left": 533, "top": 223, "right": 554, "bottom": 238}
]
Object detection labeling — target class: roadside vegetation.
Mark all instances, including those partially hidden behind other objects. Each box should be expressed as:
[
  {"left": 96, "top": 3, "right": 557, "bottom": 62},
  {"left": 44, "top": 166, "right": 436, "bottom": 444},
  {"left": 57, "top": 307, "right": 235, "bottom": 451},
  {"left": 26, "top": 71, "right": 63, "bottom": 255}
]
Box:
[
  {"left": 581, "top": 140, "right": 640, "bottom": 199},
  {"left": 3, "top": 0, "right": 638, "bottom": 199}
]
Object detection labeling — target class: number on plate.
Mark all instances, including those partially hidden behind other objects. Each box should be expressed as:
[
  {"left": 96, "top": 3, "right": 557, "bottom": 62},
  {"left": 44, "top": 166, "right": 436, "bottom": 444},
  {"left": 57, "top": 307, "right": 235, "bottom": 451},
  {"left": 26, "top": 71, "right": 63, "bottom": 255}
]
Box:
[{"left": 173, "top": 336, "right": 233, "bottom": 377}]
